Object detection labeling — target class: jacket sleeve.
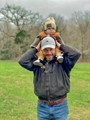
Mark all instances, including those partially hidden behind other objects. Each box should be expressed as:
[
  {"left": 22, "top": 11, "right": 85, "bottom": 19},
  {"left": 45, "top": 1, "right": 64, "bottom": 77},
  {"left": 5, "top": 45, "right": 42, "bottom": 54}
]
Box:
[
  {"left": 18, "top": 48, "right": 38, "bottom": 71},
  {"left": 56, "top": 35, "right": 64, "bottom": 44},
  {"left": 60, "top": 44, "right": 81, "bottom": 74}
]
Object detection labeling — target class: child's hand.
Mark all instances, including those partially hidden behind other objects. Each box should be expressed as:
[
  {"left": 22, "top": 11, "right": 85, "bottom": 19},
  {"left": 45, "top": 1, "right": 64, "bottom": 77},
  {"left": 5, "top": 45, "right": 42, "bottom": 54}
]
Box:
[
  {"left": 36, "top": 42, "right": 41, "bottom": 51},
  {"left": 56, "top": 40, "right": 61, "bottom": 48}
]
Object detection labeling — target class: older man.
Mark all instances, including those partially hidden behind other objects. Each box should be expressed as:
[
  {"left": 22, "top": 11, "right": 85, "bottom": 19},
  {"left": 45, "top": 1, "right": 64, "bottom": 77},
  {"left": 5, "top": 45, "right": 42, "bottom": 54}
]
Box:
[{"left": 19, "top": 36, "right": 81, "bottom": 120}]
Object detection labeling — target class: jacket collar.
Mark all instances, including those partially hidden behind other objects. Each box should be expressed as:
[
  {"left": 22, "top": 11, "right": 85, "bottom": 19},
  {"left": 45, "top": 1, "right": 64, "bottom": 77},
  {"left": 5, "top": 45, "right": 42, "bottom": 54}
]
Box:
[{"left": 43, "top": 56, "right": 57, "bottom": 64}]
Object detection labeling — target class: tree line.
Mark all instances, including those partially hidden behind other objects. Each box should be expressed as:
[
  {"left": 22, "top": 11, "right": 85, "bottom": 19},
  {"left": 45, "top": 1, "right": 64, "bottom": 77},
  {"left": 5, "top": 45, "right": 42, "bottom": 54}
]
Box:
[{"left": 0, "top": 4, "right": 90, "bottom": 61}]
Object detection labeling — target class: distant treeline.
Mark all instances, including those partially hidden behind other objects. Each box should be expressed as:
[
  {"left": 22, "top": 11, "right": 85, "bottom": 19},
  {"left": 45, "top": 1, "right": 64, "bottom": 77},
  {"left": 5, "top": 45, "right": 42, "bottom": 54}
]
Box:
[{"left": 0, "top": 4, "right": 90, "bottom": 61}]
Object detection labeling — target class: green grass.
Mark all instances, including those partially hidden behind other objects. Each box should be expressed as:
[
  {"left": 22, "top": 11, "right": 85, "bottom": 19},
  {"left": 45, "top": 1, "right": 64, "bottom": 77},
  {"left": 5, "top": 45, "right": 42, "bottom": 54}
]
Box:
[{"left": 0, "top": 61, "right": 90, "bottom": 120}]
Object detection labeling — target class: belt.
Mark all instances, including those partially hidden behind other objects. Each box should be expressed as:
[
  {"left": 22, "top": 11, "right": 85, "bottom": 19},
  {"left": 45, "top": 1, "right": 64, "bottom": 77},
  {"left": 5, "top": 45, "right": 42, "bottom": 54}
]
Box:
[{"left": 39, "top": 97, "right": 66, "bottom": 106}]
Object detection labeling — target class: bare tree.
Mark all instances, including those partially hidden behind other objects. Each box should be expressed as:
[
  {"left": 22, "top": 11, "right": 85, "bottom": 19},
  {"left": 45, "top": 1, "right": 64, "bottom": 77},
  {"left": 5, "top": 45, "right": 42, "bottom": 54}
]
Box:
[
  {"left": 71, "top": 11, "right": 90, "bottom": 60},
  {"left": 0, "top": 4, "right": 43, "bottom": 31},
  {"left": 0, "top": 4, "right": 43, "bottom": 42},
  {"left": 0, "top": 4, "right": 43, "bottom": 59}
]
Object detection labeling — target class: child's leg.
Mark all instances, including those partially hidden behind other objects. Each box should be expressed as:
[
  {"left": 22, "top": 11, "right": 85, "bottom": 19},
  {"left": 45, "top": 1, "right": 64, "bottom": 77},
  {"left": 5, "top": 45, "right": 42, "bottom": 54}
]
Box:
[
  {"left": 38, "top": 49, "right": 44, "bottom": 60},
  {"left": 55, "top": 47, "right": 61, "bottom": 56},
  {"left": 30, "top": 37, "right": 40, "bottom": 48},
  {"left": 33, "top": 49, "right": 44, "bottom": 67},
  {"left": 55, "top": 47, "right": 63, "bottom": 63}
]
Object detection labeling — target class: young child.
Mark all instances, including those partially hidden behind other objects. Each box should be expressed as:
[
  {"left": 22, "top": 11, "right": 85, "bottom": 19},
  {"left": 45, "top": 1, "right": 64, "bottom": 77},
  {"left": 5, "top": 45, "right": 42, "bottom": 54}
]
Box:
[{"left": 31, "top": 17, "right": 64, "bottom": 67}]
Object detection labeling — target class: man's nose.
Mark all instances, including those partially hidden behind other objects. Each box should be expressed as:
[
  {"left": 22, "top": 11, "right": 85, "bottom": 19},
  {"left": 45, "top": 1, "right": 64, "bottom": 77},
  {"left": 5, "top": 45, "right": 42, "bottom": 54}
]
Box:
[{"left": 47, "top": 51, "right": 51, "bottom": 54}]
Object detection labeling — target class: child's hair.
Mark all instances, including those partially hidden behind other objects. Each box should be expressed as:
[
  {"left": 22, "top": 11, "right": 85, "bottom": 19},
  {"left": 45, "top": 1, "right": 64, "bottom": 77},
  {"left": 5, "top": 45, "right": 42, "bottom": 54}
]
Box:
[{"left": 44, "top": 17, "right": 56, "bottom": 30}]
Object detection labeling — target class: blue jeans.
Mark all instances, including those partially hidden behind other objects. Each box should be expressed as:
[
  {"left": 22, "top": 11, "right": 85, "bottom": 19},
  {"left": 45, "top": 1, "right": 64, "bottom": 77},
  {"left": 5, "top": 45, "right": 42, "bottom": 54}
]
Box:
[{"left": 37, "top": 98, "right": 69, "bottom": 120}]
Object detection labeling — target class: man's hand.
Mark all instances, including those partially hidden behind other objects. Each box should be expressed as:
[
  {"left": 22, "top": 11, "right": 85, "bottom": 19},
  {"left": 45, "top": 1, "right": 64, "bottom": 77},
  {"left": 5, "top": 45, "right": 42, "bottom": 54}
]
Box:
[
  {"left": 56, "top": 40, "right": 61, "bottom": 49},
  {"left": 36, "top": 42, "right": 41, "bottom": 51}
]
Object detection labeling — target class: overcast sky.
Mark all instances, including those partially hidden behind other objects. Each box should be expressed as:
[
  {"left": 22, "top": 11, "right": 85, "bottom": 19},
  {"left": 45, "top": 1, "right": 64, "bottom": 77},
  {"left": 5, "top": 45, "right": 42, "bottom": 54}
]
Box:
[{"left": 1, "top": 0, "right": 90, "bottom": 19}]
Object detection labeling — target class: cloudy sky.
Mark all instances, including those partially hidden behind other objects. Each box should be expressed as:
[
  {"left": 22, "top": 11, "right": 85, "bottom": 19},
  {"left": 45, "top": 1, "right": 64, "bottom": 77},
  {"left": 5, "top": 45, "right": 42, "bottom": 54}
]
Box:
[{"left": 1, "top": 0, "right": 90, "bottom": 18}]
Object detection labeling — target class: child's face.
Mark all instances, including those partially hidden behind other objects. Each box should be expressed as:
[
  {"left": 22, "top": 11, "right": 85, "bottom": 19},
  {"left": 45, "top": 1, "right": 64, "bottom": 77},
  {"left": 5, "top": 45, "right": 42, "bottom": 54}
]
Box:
[{"left": 46, "top": 27, "right": 56, "bottom": 35}]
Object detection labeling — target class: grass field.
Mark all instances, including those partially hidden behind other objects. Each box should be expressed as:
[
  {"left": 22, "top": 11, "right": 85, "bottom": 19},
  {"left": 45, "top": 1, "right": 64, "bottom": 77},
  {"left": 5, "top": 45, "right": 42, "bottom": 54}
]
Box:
[{"left": 0, "top": 60, "right": 90, "bottom": 120}]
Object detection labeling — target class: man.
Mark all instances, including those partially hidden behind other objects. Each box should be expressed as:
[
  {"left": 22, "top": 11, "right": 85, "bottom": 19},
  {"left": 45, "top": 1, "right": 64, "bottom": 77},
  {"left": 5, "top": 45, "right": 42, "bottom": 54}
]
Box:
[{"left": 19, "top": 36, "right": 81, "bottom": 120}]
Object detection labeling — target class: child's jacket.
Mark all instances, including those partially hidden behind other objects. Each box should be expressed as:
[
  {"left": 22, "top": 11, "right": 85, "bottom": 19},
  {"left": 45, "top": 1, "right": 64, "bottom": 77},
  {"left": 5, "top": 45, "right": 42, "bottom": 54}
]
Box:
[{"left": 31, "top": 31, "right": 64, "bottom": 48}]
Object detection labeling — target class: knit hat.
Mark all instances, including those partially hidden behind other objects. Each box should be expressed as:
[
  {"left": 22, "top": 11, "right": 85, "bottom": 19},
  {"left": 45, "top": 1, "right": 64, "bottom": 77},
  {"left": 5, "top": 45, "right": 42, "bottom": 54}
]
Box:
[
  {"left": 44, "top": 17, "right": 56, "bottom": 30},
  {"left": 41, "top": 36, "right": 55, "bottom": 50}
]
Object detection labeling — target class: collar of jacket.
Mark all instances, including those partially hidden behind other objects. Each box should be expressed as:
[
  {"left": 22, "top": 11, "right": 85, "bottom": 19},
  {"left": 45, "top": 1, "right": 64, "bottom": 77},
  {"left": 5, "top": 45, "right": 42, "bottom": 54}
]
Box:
[{"left": 42, "top": 56, "right": 57, "bottom": 65}]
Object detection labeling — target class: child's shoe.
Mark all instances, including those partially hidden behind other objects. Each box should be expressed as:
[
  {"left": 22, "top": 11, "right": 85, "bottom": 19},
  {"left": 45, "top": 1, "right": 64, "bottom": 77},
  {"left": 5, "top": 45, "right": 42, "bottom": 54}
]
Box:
[
  {"left": 33, "top": 59, "right": 43, "bottom": 67},
  {"left": 57, "top": 54, "right": 63, "bottom": 63}
]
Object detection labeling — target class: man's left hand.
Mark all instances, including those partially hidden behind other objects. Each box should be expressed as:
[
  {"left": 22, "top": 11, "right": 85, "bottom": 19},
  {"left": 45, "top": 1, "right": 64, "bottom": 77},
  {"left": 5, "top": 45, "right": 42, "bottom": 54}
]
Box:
[{"left": 56, "top": 40, "right": 61, "bottom": 49}]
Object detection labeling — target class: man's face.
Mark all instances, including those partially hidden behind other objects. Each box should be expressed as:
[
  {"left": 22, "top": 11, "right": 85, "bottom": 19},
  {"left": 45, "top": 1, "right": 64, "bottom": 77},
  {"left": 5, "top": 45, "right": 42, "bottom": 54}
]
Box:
[{"left": 42, "top": 48, "right": 55, "bottom": 60}]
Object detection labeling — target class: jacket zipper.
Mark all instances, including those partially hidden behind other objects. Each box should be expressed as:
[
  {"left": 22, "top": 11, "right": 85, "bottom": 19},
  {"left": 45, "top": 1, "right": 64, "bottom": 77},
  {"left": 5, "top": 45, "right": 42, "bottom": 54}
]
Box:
[{"left": 45, "top": 62, "right": 50, "bottom": 100}]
